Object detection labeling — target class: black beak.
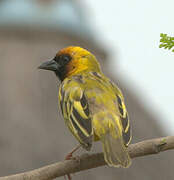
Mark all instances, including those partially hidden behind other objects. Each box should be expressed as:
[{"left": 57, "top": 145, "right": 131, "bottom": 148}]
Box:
[{"left": 38, "top": 59, "right": 58, "bottom": 71}]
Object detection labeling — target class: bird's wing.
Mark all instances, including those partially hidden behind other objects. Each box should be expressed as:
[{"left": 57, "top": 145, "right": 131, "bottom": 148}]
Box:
[
  {"left": 110, "top": 81, "right": 132, "bottom": 146},
  {"left": 88, "top": 71, "right": 131, "bottom": 146},
  {"left": 59, "top": 78, "right": 93, "bottom": 151}
]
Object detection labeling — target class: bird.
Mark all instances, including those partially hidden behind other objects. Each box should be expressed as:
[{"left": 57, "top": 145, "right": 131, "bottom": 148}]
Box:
[{"left": 38, "top": 46, "right": 132, "bottom": 168}]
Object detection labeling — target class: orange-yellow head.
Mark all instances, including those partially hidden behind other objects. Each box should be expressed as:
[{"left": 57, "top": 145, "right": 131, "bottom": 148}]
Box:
[{"left": 38, "top": 46, "right": 101, "bottom": 81}]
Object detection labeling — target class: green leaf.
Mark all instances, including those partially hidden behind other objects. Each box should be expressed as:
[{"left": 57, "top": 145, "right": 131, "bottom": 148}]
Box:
[{"left": 159, "top": 33, "right": 174, "bottom": 52}]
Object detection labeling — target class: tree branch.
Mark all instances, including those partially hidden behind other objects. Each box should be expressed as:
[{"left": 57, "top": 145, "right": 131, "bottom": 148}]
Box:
[{"left": 1, "top": 136, "right": 174, "bottom": 180}]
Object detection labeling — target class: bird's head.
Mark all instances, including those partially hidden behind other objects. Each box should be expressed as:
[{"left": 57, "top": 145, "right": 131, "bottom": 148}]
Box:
[{"left": 38, "top": 46, "right": 101, "bottom": 81}]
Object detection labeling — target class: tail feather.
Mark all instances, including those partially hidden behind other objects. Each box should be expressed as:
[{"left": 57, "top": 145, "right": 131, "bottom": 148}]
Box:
[{"left": 101, "top": 132, "right": 131, "bottom": 168}]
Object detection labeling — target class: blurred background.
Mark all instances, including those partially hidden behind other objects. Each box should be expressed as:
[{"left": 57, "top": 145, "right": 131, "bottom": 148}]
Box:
[{"left": 0, "top": 0, "right": 174, "bottom": 179}]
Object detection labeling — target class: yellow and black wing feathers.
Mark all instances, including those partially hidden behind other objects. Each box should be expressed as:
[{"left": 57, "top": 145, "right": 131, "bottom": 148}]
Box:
[
  {"left": 115, "top": 93, "right": 131, "bottom": 146},
  {"left": 59, "top": 78, "right": 93, "bottom": 150},
  {"left": 88, "top": 72, "right": 131, "bottom": 147},
  {"left": 106, "top": 78, "right": 131, "bottom": 147}
]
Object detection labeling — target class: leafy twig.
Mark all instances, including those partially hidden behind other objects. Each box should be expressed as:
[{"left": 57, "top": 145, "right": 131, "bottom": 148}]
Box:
[{"left": 159, "top": 33, "right": 174, "bottom": 52}]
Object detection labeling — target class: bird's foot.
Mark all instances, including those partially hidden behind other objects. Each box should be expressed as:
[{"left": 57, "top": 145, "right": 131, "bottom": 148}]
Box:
[{"left": 64, "top": 144, "right": 81, "bottom": 180}]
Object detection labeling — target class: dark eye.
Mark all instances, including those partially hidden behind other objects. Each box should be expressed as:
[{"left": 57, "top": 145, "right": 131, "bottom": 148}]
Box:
[
  {"left": 62, "top": 55, "right": 71, "bottom": 63},
  {"left": 54, "top": 54, "right": 71, "bottom": 65}
]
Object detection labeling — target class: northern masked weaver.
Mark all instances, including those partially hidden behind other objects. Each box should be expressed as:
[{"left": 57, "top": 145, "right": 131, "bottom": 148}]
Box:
[{"left": 39, "top": 46, "right": 132, "bottom": 168}]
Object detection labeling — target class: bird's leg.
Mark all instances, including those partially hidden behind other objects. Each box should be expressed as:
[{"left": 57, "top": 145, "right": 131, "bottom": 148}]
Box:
[
  {"left": 65, "top": 144, "right": 82, "bottom": 160},
  {"left": 65, "top": 174, "right": 71, "bottom": 180},
  {"left": 64, "top": 144, "right": 82, "bottom": 180}
]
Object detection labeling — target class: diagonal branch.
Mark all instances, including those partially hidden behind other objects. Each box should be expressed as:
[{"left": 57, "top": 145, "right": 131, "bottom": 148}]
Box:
[{"left": 1, "top": 136, "right": 174, "bottom": 180}]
